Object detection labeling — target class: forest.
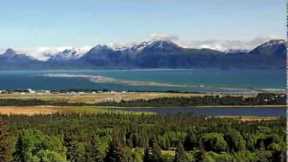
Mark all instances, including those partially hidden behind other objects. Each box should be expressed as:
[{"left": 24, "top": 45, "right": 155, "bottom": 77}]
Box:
[
  {"left": 0, "top": 112, "right": 286, "bottom": 162},
  {"left": 97, "top": 93, "right": 286, "bottom": 107},
  {"left": 0, "top": 93, "right": 285, "bottom": 107}
]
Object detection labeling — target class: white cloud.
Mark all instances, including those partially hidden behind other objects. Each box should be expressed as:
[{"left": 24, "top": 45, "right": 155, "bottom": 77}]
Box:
[
  {"left": 0, "top": 48, "right": 6, "bottom": 54},
  {"left": 177, "top": 36, "right": 276, "bottom": 51},
  {"left": 148, "top": 33, "right": 276, "bottom": 51},
  {"left": 149, "top": 33, "right": 179, "bottom": 41},
  {"left": 1, "top": 46, "right": 92, "bottom": 61}
]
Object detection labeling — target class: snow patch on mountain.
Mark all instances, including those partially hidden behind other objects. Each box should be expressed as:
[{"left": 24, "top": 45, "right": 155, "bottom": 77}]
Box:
[
  {"left": 1, "top": 46, "right": 92, "bottom": 61},
  {"left": 48, "top": 48, "right": 91, "bottom": 61},
  {"left": 256, "top": 39, "right": 286, "bottom": 48}
]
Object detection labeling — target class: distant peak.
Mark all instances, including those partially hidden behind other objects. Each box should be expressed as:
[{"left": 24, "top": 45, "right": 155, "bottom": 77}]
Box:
[
  {"left": 148, "top": 39, "right": 178, "bottom": 47},
  {"left": 249, "top": 39, "right": 287, "bottom": 56},
  {"left": 4, "top": 48, "right": 17, "bottom": 55},
  {"left": 88, "top": 45, "right": 114, "bottom": 54},
  {"left": 260, "top": 39, "right": 286, "bottom": 47},
  {"left": 90, "top": 45, "right": 110, "bottom": 50}
]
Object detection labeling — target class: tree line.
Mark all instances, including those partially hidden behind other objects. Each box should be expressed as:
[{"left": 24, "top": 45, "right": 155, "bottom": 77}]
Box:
[
  {"left": 0, "top": 112, "right": 286, "bottom": 162},
  {"left": 0, "top": 93, "right": 285, "bottom": 107},
  {"left": 97, "top": 93, "right": 286, "bottom": 107}
]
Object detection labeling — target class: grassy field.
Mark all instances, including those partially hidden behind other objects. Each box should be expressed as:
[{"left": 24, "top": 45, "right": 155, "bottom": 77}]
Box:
[
  {"left": 0, "top": 106, "right": 281, "bottom": 123},
  {"left": 0, "top": 92, "right": 203, "bottom": 104},
  {"left": 0, "top": 92, "right": 284, "bottom": 117},
  {"left": 216, "top": 115, "right": 280, "bottom": 122},
  {"left": 0, "top": 106, "right": 58, "bottom": 115},
  {"left": 0, "top": 106, "right": 156, "bottom": 116}
]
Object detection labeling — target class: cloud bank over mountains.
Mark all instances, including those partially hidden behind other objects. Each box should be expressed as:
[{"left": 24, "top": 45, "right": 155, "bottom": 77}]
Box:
[
  {"left": 179, "top": 37, "right": 275, "bottom": 51},
  {"left": 0, "top": 46, "right": 92, "bottom": 61},
  {"left": 149, "top": 33, "right": 278, "bottom": 51}
]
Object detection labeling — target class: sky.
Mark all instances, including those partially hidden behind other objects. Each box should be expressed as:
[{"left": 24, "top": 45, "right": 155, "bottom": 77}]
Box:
[{"left": 0, "top": 0, "right": 285, "bottom": 49}]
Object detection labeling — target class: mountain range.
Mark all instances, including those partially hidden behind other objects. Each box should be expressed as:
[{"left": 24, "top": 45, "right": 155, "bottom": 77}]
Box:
[{"left": 0, "top": 39, "right": 286, "bottom": 70}]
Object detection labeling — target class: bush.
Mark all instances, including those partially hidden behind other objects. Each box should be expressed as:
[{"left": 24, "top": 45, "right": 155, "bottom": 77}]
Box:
[
  {"left": 13, "top": 129, "right": 67, "bottom": 162},
  {"left": 200, "top": 133, "right": 228, "bottom": 153}
]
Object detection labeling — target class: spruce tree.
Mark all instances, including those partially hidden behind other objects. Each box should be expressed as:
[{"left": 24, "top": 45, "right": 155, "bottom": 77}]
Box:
[
  {"left": 85, "top": 136, "right": 103, "bottom": 162},
  {"left": 143, "top": 142, "right": 163, "bottom": 162},
  {"left": 143, "top": 147, "right": 153, "bottom": 162},
  {"left": 64, "top": 132, "right": 78, "bottom": 162},
  {"left": 153, "top": 143, "right": 162, "bottom": 160},
  {"left": 13, "top": 135, "right": 26, "bottom": 162},
  {"left": 183, "top": 131, "right": 197, "bottom": 151},
  {"left": 104, "top": 141, "right": 125, "bottom": 162},
  {"left": 194, "top": 142, "right": 206, "bottom": 162},
  {"left": 0, "top": 121, "right": 8, "bottom": 162},
  {"left": 173, "top": 142, "right": 187, "bottom": 162}
]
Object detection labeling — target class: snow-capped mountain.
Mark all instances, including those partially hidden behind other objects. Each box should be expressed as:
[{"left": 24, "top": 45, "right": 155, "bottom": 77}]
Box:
[
  {"left": 139, "top": 40, "right": 182, "bottom": 54},
  {"left": 0, "top": 48, "right": 36, "bottom": 63},
  {"left": 1, "top": 48, "right": 18, "bottom": 58},
  {"left": 256, "top": 39, "right": 286, "bottom": 48},
  {"left": 48, "top": 48, "right": 88, "bottom": 62},
  {"left": 117, "top": 40, "right": 182, "bottom": 55},
  {"left": 0, "top": 39, "right": 286, "bottom": 69},
  {"left": 249, "top": 39, "right": 286, "bottom": 57},
  {"left": 0, "top": 48, "right": 41, "bottom": 69}
]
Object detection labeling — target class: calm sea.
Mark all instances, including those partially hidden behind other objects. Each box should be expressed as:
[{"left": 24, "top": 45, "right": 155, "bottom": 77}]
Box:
[
  {"left": 0, "top": 69, "right": 285, "bottom": 92},
  {"left": 122, "top": 107, "right": 286, "bottom": 117}
]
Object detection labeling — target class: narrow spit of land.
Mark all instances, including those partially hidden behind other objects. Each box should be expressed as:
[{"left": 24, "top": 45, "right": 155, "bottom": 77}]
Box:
[{"left": 0, "top": 92, "right": 205, "bottom": 104}]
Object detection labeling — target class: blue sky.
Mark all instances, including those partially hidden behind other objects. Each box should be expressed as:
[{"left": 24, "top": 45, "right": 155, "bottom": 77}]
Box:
[{"left": 0, "top": 0, "right": 285, "bottom": 48}]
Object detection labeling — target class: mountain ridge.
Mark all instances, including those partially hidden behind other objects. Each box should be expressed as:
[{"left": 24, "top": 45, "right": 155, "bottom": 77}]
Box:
[{"left": 0, "top": 39, "right": 286, "bottom": 69}]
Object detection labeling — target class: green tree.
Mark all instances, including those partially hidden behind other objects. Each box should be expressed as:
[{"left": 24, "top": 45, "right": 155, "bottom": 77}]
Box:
[
  {"left": 255, "top": 150, "right": 272, "bottom": 162},
  {"left": 13, "top": 129, "right": 67, "bottom": 162},
  {"left": 203, "top": 152, "right": 232, "bottom": 162},
  {"left": 143, "top": 147, "right": 152, "bottom": 162},
  {"left": 0, "top": 121, "right": 9, "bottom": 162},
  {"left": 36, "top": 150, "right": 68, "bottom": 162},
  {"left": 183, "top": 131, "right": 198, "bottom": 151},
  {"left": 143, "top": 142, "right": 163, "bottom": 162},
  {"left": 193, "top": 142, "right": 206, "bottom": 162},
  {"left": 104, "top": 141, "right": 125, "bottom": 162},
  {"left": 200, "top": 133, "right": 228, "bottom": 153},
  {"left": 151, "top": 142, "right": 163, "bottom": 162},
  {"left": 173, "top": 142, "right": 188, "bottom": 162},
  {"left": 224, "top": 128, "right": 246, "bottom": 152},
  {"left": 63, "top": 132, "right": 78, "bottom": 162},
  {"left": 13, "top": 135, "right": 25, "bottom": 162},
  {"left": 85, "top": 136, "right": 103, "bottom": 162}
]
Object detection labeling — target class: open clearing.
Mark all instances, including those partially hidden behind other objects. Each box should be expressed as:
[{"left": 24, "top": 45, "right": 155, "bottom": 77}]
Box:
[
  {"left": 0, "top": 106, "right": 154, "bottom": 116},
  {"left": 0, "top": 92, "right": 204, "bottom": 104},
  {"left": 0, "top": 106, "right": 58, "bottom": 115},
  {"left": 0, "top": 106, "right": 281, "bottom": 122},
  {"left": 0, "top": 106, "right": 111, "bottom": 115}
]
